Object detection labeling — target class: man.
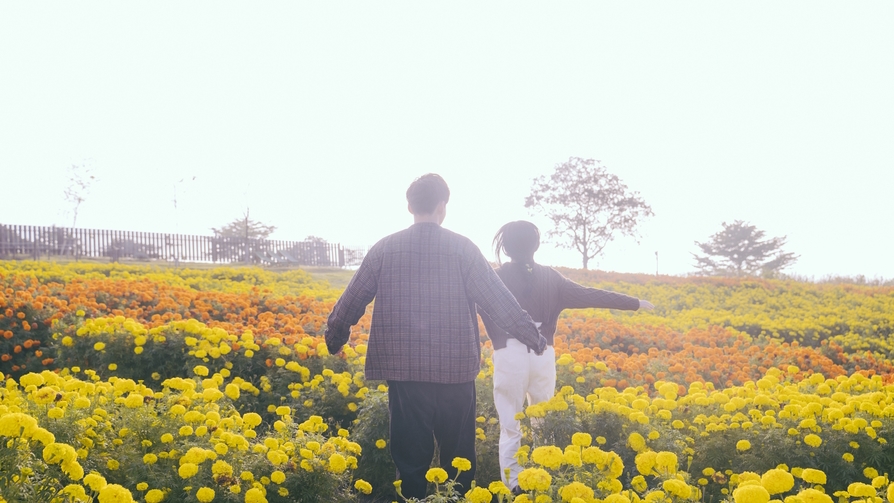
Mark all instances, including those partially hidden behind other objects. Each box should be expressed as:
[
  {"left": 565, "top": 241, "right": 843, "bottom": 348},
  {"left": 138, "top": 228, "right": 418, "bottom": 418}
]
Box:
[{"left": 325, "top": 173, "right": 546, "bottom": 499}]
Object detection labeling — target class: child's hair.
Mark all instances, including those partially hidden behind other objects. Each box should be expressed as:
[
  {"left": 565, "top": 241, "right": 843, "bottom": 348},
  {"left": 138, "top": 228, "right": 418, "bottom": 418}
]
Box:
[{"left": 493, "top": 220, "right": 540, "bottom": 265}]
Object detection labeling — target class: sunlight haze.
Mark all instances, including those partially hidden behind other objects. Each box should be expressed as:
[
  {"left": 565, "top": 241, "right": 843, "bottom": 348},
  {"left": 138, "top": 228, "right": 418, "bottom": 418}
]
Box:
[{"left": 2, "top": 2, "right": 892, "bottom": 280}]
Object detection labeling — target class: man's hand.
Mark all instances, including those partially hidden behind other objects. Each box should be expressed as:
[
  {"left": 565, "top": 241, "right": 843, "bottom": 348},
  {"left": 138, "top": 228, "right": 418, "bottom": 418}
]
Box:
[
  {"left": 534, "top": 335, "right": 548, "bottom": 356},
  {"left": 326, "top": 342, "right": 343, "bottom": 355},
  {"left": 639, "top": 299, "right": 655, "bottom": 311}
]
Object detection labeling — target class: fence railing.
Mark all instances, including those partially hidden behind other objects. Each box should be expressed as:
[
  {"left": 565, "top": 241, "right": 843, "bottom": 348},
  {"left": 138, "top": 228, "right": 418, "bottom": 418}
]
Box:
[{"left": 0, "top": 224, "right": 367, "bottom": 268}]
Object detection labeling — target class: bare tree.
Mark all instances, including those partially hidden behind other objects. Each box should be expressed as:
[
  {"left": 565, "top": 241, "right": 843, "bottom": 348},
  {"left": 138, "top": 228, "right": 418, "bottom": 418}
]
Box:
[
  {"left": 525, "top": 157, "right": 653, "bottom": 269},
  {"left": 61, "top": 161, "right": 97, "bottom": 256},
  {"left": 63, "top": 161, "right": 97, "bottom": 229}
]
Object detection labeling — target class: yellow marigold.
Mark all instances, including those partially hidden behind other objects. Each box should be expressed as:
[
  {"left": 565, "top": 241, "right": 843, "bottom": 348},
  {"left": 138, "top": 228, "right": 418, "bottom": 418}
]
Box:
[
  {"left": 571, "top": 432, "right": 592, "bottom": 447},
  {"left": 733, "top": 484, "right": 770, "bottom": 503},
  {"left": 244, "top": 487, "right": 267, "bottom": 503},
  {"left": 655, "top": 451, "right": 678, "bottom": 473},
  {"left": 801, "top": 468, "right": 826, "bottom": 485},
  {"left": 20, "top": 372, "right": 45, "bottom": 387},
  {"left": 179, "top": 463, "right": 199, "bottom": 479},
  {"left": 243, "top": 413, "right": 262, "bottom": 428},
  {"left": 196, "top": 487, "right": 215, "bottom": 503},
  {"left": 212, "top": 460, "right": 233, "bottom": 477},
  {"left": 842, "top": 453, "right": 854, "bottom": 462},
  {"left": 531, "top": 446, "right": 564, "bottom": 470},
  {"left": 270, "top": 470, "right": 286, "bottom": 484},
  {"left": 559, "top": 481, "right": 594, "bottom": 501},
  {"left": 736, "top": 440, "right": 751, "bottom": 451},
  {"left": 375, "top": 439, "right": 386, "bottom": 449},
  {"left": 804, "top": 434, "right": 822, "bottom": 448},
  {"left": 465, "top": 486, "right": 492, "bottom": 503},
  {"left": 488, "top": 481, "right": 511, "bottom": 496},
  {"left": 452, "top": 457, "right": 472, "bottom": 473},
  {"left": 354, "top": 479, "right": 373, "bottom": 495},
  {"left": 43, "top": 442, "right": 78, "bottom": 465},
  {"left": 847, "top": 483, "right": 876, "bottom": 498},
  {"left": 761, "top": 468, "right": 794, "bottom": 495},
  {"left": 143, "top": 453, "right": 158, "bottom": 465},
  {"left": 635, "top": 451, "right": 657, "bottom": 476},
  {"left": 425, "top": 467, "right": 448, "bottom": 484},
  {"left": 663, "top": 479, "right": 692, "bottom": 499},
  {"left": 61, "top": 485, "right": 89, "bottom": 501},
  {"left": 517, "top": 467, "right": 552, "bottom": 492},
  {"left": 97, "top": 484, "right": 134, "bottom": 503},
  {"left": 628, "top": 432, "right": 647, "bottom": 452},
  {"left": 327, "top": 453, "right": 347, "bottom": 474},
  {"left": 795, "top": 488, "right": 833, "bottom": 503},
  {"left": 94, "top": 342, "right": 105, "bottom": 351},
  {"left": 887, "top": 483, "right": 894, "bottom": 503},
  {"left": 83, "top": 473, "right": 107, "bottom": 492}
]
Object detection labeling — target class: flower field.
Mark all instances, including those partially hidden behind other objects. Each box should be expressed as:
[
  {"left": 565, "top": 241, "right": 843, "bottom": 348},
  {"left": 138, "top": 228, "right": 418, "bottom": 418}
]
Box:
[{"left": 2, "top": 260, "right": 894, "bottom": 503}]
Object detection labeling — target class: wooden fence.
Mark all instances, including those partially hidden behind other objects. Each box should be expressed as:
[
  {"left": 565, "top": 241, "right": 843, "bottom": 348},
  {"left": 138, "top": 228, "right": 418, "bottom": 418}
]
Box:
[{"left": 0, "top": 224, "right": 367, "bottom": 268}]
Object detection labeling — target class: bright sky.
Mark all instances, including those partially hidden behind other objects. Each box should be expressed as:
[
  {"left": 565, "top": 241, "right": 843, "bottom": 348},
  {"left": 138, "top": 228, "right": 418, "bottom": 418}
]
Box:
[{"left": 2, "top": 2, "right": 892, "bottom": 280}]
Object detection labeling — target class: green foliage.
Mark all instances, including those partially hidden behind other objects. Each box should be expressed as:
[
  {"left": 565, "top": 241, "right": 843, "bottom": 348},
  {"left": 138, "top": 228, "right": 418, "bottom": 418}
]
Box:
[
  {"left": 693, "top": 220, "right": 799, "bottom": 277},
  {"left": 212, "top": 209, "right": 276, "bottom": 240}
]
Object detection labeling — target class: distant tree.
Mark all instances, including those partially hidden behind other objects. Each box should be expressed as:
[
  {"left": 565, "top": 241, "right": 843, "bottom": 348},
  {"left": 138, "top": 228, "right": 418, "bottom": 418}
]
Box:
[
  {"left": 61, "top": 161, "right": 97, "bottom": 256},
  {"left": 525, "top": 157, "right": 654, "bottom": 269},
  {"left": 692, "top": 220, "right": 798, "bottom": 277},
  {"left": 212, "top": 209, "right": 276, "bottom": 240},
  {"left": 63, "top": 161, "right": 97, "bottom": 229}
]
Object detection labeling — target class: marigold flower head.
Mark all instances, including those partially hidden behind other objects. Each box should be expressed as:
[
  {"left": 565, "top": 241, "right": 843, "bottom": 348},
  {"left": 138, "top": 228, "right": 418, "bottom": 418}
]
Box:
[
  {"left": 795, "top": 488, "right": 834, "bottom": 503},
  {"left": 178, "top": 462, "right": 199, "bottom": 479},
  {"left": 488, "top": 481, "right": 511, "bottom": 496},
  {"left": 425, "top": 467, "right": 448, "bottom": 484},
  {"left": 531, "top": 445, "right": 564, "bottom": 470},
  {"left": 244, "top": 487, "right": 267, "bottom": 503},
  {"left": 354, "top": 479, "right": 373, "bottom": 495},
  {"left": 452, "top": 457, "right": 472, "bottom": 473},
  {"left": 559, "top": 481, "right": 594, "bottom": 501},
  {"left": 847, "top": 482, "right": 876, "bottom": 498},
  {"left": 196, "top": 487, "right": 215, "bottom": 503},
  {"left": 761, "top": 468, "right": 794, "bottom": 495},
  {"left": 804, "top": 434, "right": 822, "bottom": 448},
  {"left": 801, "top": 468, "right": 827, "bottom": 485},
  {"left": 518, "top": 467, "right": 552, "bottom": 492},
  {"left": 327, "top": 453, "right": 347, "bottom": 474},
  {"left": 571, "top": 432, "right": 591, "bottom": 447},
  {"left": 465, "top": 486, "right": 492, "bottom": 503},
  {"left": 732, "top": 484, "right": 770, "bottom": 503}
]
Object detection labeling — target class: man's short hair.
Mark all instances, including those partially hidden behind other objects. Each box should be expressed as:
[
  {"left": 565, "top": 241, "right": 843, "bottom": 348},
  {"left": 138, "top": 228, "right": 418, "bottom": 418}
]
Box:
[{"left": 406, "top": 174, "right": 450, "bottom": 214}]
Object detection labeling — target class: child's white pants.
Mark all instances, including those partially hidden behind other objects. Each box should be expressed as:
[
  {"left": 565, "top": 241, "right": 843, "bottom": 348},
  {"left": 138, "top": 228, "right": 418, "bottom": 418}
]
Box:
[{"left": 491, "top": 338, "right": 556, "bottom": 489}]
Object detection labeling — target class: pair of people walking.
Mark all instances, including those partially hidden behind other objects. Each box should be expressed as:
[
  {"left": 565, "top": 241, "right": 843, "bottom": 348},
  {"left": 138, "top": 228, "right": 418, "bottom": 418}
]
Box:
[{"left": 325, "top": 173, "right": 653, "bottom": 499}]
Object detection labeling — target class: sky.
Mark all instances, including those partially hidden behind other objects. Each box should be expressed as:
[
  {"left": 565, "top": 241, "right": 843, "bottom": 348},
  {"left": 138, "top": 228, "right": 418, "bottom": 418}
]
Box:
[{"left": 2, "top": 2, "right": 892, "bottom": 280}]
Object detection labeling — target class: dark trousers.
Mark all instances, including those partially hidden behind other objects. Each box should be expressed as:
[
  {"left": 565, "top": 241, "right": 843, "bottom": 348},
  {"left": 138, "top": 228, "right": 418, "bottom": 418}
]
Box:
[{"left": 387, "top": 380, "right": 477, "bottom": 500}]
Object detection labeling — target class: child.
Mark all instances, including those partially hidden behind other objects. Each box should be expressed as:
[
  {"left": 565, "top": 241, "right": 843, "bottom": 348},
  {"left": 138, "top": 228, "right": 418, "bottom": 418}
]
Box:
[{"left": 478, "top": 220, "right": 654, "bottom": 492}]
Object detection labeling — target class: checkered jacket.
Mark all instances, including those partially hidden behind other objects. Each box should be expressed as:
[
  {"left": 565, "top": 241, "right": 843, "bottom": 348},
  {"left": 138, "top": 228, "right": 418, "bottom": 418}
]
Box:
[{"left": 325, "top": 222, "right": 542, "bottom": 383}]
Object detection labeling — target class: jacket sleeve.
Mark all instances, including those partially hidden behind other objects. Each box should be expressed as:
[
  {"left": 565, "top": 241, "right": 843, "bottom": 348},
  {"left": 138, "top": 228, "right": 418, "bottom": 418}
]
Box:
[
  {"left": 325, "top": 246, "right": 380, "bottom": 352},
  {"left": 557, "top": 275, "right": 641, "bottom": 311}
]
